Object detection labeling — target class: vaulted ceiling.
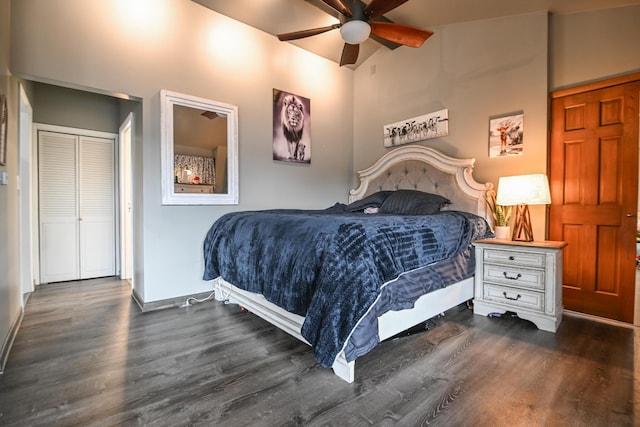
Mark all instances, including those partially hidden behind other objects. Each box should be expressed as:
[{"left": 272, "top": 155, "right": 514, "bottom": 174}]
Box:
[{"left": 193, "top": 0, "right": 640, "bottom": 68}]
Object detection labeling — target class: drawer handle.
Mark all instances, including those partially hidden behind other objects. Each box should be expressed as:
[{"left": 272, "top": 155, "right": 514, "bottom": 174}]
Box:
[
  {"left": 509, "top": 256, "right": 515, "bottom": 260},
  {"left": 503, "top": 292, "right": 521, "bottom": 301},
  {"left": 503, "top": 272, "right": 522, "bottom": 280}
]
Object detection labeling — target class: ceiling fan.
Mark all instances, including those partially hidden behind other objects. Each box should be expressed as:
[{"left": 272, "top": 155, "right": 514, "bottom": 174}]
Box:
[{"left": 277, "top": 0, "right": 434, "bottom": 66}]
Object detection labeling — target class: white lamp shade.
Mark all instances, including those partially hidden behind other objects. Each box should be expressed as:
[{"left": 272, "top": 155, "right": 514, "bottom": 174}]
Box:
[
  {"left": 496, "top": 174, "right": 551, "bottom": 206},
  {"left": 340, "top": 20, "right": 371, "bottom": 44}
]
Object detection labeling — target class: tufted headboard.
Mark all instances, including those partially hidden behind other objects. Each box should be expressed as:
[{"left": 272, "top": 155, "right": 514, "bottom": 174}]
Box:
[{"left": 349, "top": 145, "right": 494, "bottom": 221}]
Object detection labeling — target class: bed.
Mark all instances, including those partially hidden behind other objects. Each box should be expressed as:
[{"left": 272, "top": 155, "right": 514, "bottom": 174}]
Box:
[{"left": 203, "top": 145, "right": 494, "bottom": 383}]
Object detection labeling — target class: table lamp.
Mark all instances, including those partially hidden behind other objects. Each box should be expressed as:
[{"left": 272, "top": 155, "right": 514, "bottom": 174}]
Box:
[{"left": 496, "top": 174, "right": 551, "bottom": 242}]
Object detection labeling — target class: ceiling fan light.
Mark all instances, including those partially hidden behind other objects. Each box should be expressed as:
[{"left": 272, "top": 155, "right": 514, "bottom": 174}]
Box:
[{"left": 340, "top": 20, "right": 371, "bottom": 44}]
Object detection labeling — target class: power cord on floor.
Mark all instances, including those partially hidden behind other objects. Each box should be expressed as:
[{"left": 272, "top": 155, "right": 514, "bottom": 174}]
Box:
[{"left": 180, "top": 290, "right": 216, "bottom": 308}]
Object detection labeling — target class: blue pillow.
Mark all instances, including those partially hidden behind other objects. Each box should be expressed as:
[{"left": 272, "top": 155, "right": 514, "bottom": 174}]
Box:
[
  {"left": 379, "top": 190, "right": 450, "bottom": 215},
  {"left": 346, "top": 191, "right": 394, "bottom": 212}
]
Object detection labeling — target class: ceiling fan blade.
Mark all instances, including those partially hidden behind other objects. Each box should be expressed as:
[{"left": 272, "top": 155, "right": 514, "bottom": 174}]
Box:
[
  {"left": 364, "top": 0, "right": 409, "bottom": 20},
  {"left": 340, "top": 43, "right": 359, "bottom": 66},
  {"left": 277, "top": 24, "right": 341, "bottom": 41},
  {"left": 320, "top": 0, "right": 352, "bottom": 17},
  {"left": 370, "top": 22, "right": 433, "bottom": 48}
]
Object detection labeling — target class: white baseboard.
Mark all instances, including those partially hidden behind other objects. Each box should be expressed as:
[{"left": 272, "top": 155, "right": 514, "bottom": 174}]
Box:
[
  {"left": 563, "top": 309, "right": 638, "bottom": 330},
  {"left": 131, "top": 288, "right": 215, "bottom": 313},
  {"left": 0, "top": 308, "right": 24, "bottom": 374}
]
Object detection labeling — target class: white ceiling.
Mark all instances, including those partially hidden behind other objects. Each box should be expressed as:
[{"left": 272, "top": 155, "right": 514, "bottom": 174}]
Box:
[{"left": 192, "top": 0, "right": 640, "bottom": 68}]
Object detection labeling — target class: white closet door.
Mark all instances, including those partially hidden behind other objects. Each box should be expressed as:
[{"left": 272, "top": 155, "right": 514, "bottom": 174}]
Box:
[
  {"left": 39, "top": 130, "right": 116, "bottom": 283},
  {"left": 39, "top": 131, "right": 80, "bottom": 283},
  {"left": 79, "top": 136, "right": 115, "bottom": 279}
]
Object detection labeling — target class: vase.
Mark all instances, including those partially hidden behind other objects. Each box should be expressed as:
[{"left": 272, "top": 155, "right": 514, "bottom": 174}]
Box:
[{"left": 494, "top": 226, "right": 510, "bottom": 240}]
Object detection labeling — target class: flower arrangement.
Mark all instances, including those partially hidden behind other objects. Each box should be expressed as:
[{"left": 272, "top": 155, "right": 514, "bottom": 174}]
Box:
[{"left": 486, "top": 192, "right": 512, "bottom": 227}]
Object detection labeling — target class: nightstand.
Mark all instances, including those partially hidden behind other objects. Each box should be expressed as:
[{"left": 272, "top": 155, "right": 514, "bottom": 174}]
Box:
[
  {"left": 472, "top": 239, "right": 567, "bottom": 332},
  {"left": 174, "top": 184, "right": 214, "bottom": 193}
]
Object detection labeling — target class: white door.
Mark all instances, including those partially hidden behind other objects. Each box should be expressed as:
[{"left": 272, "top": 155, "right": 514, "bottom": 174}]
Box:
[
  {"left": 39, "top": 131, "right": 79, "bottom": 283},
  {"left": 79, "top": 136, "right": 115, "bottom": 278},
  {"left": 38, "top": 130, "right": 115, "bottom": 283}
]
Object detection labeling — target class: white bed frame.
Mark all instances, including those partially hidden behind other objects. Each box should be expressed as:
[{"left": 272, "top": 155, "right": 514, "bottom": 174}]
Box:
[{"left": 213, "top": 145, "right": 494, "bottom": 383}]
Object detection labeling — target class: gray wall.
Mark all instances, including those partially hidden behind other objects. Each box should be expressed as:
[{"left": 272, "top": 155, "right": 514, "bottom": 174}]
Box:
[
  {"left": 354, "top": 11, "right": 549, "bottom": 237},
  {"left": 9, "top": 0, "right": 354, "bottom": 303},
  {"left": 31, "top": 82, "right": 121, "bottom": 133},
  {"left": 550, "top": 5, "right": 640, "bottom": 91},
  {"left": 354, "top": 5, "right": 640, "bottom": 238},
  {"left": 0, "top": 0, "right": 18, "bottom": 371}
]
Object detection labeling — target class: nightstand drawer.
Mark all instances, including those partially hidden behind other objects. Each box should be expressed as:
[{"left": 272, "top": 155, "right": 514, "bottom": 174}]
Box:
[
  {"left": 483, "top": 248, "right": 546, "bottom": 268},
  {"left": 483, "top": 284, "right": 544, "bottom": 312},
  {"left": 483, "top": 264, "right": 545, "bottom": 290}
]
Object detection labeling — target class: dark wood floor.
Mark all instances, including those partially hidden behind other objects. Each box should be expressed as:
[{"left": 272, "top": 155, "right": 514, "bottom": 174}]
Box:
[{"left": 0, "top": 277, "right": 636, "bottom": 426}]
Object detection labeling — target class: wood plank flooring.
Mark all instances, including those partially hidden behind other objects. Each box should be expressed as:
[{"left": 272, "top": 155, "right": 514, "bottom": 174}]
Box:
[{"left": 0, "top": 277, "right": 637, "bottom": 426}]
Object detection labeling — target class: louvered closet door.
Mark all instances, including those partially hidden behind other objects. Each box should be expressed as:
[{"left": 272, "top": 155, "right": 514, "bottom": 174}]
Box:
[
  {"left": 39, "top": 131, "right": 80, "bottom": 282},
  {"left": 39, "top": 131, "right": 116, "bottom": 283},
  {"left": 79, "top": 136, "right": 115, "bottom": 278}
]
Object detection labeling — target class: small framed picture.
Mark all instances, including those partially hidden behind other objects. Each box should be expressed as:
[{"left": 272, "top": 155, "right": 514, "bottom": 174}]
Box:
[
  {"left": 0, "top": 94, "right": 7, "bottom": 166},
  {"left": 488, "top": 111, "right": 523, "bottom": 158}
]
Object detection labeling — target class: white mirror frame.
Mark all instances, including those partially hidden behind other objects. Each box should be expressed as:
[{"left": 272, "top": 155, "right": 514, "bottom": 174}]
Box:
[{"left": 160, "top": 89, "right": 239, "bottom": 205}]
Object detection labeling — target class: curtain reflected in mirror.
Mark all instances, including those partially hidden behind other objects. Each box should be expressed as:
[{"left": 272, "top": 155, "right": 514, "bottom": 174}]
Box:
[{"left": 174, "top": 154, "right": 215, "bottom": 191}]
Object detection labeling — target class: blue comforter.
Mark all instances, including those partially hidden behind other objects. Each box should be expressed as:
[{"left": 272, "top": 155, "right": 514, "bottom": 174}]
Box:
[{"left": 203, "top": 206, "right": 492, "bottom": 367}]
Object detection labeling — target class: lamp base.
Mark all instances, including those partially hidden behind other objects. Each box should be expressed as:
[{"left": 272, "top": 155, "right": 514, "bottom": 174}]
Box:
[{"left": 512, "top": 203, "right": 534, "bottom": 242}]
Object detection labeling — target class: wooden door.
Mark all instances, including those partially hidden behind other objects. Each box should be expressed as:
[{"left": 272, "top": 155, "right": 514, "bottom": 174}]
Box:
[{"left": 549, "top": 76, "right": 640, "bottom": 323}]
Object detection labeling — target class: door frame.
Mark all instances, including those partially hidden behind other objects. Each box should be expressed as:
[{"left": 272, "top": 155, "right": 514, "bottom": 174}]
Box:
[
  {"left": 551, "top": 72, "right": 640, "bottom": 98},
  {"left": 118, "top": 113, "right": 133, "bottom": 286},
  {"left": 18, "top": 83, "right": 34, "bottom": 300},
  {"left": 32, "top": 123, "right": 118, "bottom": 284}
]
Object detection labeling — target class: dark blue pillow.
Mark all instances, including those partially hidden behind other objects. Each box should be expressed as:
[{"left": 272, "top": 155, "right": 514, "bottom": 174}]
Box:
[
  {"left": 346, "top": 191, "right": 394, "bottom": 212},
  {"left": 379, "top": 190, "right": 450, "bottom": 215}
]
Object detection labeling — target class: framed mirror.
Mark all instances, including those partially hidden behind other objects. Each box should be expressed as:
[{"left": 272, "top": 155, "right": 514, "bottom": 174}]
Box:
[{"left": 160, "top": 90, "right": 238, "bottom": 205}]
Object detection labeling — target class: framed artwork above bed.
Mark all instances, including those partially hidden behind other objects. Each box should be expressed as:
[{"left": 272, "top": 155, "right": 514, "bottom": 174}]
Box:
[{"left": 383, "top": 109, "right": 449, "bottom": 147}]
